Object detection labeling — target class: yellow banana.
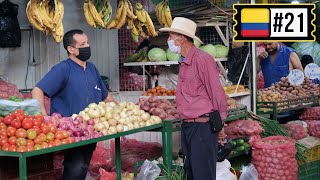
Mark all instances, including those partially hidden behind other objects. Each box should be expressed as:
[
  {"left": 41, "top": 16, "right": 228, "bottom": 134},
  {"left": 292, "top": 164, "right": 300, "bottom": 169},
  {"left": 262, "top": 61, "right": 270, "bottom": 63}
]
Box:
[
  {"left": 88, "top": 0, "right": 105, "bottom": 28},
  {"left": 53, "top": 0, "right": 64, "bottom": 30},
  {"left": 144, "top": 11, "right": 158, "bottom": 37},
  {"left": 134, "top": 3, "right": 146, "bottom": 23},
  {"left": 52, "top": 23, "right": 64, "bottom": 43},
  {"left": 163, "top": 4, "right": 172, "bottom": 27},
  {"left": 35, "top": 0, "right": 54, "bottom": 30},
  {"left": 26, "top": 1, "right": 45, "bottom": 31},
  {"left": 125, "top": 0, "right": 137, "bottom": 19},
  {"left": 127, "top": 19, "right": 139, "bottom": 35},
  {"left": 160, "top": 2, "right": 167, "bottom": 26},
  {"left": 84, "top": 2, "right": 97, "bottom": 28},
  {"left": 115, "top": 4, "right": 127, "bottom": 30},
  {"left": 115, "top": 0, "right": 124, "bottom": 21},
  {"left": 106, "top": 19, "right": 117, "bottom": 29},
  {"left": 156, "top": 1, "right": 165, "bottom": 26}
]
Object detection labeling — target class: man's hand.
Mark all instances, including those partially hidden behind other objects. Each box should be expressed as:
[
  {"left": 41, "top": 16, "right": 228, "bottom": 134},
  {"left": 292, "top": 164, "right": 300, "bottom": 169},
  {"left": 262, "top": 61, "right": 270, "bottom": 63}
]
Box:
[
  {"left": 218, "top": 126, "right": 226, "bottom": 145},
  {"left": 258, "top": 49, "right": 268, "bottom": 60}
]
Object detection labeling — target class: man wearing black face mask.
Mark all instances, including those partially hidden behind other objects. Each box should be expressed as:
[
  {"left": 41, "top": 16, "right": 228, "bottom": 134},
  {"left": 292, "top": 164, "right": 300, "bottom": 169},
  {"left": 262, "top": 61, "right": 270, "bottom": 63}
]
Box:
[{"left": 32, "top": 29, "right": 117, "bottom": 180}]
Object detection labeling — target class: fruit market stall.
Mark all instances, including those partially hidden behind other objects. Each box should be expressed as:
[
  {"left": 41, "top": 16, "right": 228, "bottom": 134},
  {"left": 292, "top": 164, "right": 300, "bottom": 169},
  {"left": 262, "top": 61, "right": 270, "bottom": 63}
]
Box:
[
  {"left": 257, "top": 77, "right": 320, "bottom": 120},
  {"left": 0, "top": 101, "right": 168, "bottom": 180}
]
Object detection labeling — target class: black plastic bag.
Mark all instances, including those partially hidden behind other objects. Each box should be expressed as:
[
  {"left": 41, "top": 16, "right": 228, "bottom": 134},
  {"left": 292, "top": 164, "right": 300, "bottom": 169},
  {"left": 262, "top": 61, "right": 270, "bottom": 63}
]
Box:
[
  {"left": 0, "top": 0, "right": 21, "bottom": 48},
  {"left": 217, "top": 141, "right": 236, "bottom": 162},
  {"left": 227, "top": 45, "right": 249, "bottom": 85}
]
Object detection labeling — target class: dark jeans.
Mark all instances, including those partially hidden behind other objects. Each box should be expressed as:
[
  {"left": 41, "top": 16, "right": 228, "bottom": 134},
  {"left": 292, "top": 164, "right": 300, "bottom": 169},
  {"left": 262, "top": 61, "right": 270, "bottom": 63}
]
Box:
[
  {"left": 181, "top": 122, "right": 218, "bottom": 180},
  {"left": 63, "top": 143, "right": 97, "bottom": 180}
]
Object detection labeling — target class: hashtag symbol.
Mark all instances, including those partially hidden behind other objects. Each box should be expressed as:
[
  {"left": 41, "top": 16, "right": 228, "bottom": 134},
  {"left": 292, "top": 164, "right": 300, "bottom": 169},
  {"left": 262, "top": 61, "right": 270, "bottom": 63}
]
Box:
[{"left": 273, "top": 13, "right": 283, "bottom": 32}]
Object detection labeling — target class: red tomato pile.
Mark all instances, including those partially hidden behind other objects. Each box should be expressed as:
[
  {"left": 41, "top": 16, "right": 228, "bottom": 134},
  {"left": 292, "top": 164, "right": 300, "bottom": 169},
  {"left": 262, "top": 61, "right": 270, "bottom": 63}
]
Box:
[{"left": 0, "top": 109, "right": 74, "bottom": 152}]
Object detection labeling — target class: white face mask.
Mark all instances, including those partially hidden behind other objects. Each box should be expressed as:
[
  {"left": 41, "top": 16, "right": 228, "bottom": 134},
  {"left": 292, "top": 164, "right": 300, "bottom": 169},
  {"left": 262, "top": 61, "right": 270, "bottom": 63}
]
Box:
[{"left": 167, "top": 36, "right": 181, "bottom": 54}]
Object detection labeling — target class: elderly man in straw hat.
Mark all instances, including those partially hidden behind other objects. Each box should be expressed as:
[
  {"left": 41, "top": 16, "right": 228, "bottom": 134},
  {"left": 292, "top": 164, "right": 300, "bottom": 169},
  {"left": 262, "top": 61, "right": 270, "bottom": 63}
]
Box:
[{"left": 160, "top": 17, "right": 227, "bottom": 180}]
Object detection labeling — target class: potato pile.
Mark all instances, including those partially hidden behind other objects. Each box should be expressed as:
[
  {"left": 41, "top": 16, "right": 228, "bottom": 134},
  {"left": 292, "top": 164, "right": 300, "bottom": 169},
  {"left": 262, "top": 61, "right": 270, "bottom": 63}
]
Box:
[
  {"left": 267, "top": 77, "right": 319, "bottom": 99},
  {"left": 224, "top": 85, "right": 249, "bottom": 94},
  {"left": 257, "top": 91, "right": 287, "bottom": 112},
  {"left": 138, "top": 96, "right": 178, "bottom": 120},
  {"left": 227, "top": 96, "right": 242, "bottom": 109},
  {"left": 257, "top": 77, "right": 319, "bottom": 112}
]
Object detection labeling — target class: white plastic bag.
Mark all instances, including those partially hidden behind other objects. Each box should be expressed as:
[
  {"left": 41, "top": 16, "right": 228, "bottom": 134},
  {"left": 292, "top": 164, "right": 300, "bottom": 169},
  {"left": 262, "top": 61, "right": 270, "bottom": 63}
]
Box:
[
  {"left": 239, "top": 164, "right": 259, "bottom": 180},
  {"left": 157, "top": 67, "right": 178, "bottom": 89},
  {"left": 136, "top": 160, "right": 161, "bottom": 180},
  {"left": 291, "top": 42, "right": 320, "bottom": 66},
  {"left": 216, "top": 159, "right": 237, "bottom": 180},
  {"left": 0, "top": 99, "right": 41, "bottom": 116}
]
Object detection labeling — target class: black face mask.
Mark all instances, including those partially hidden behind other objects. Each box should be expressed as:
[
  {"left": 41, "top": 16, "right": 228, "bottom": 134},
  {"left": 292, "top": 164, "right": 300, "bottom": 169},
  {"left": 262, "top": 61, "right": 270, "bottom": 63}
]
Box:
[{"left": 76, "top": 46, "right": 91, "bottom": 61}]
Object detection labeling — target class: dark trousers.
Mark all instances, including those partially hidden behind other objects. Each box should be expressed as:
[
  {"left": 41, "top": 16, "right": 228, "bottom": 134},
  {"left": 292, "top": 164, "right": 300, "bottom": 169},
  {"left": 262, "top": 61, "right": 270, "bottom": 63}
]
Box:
[
  {"left": 181, "top": 122, "right": 218, "bottom": 180},
  {"left": 63, "top": 143, "right": 97, "bottom": 180}
]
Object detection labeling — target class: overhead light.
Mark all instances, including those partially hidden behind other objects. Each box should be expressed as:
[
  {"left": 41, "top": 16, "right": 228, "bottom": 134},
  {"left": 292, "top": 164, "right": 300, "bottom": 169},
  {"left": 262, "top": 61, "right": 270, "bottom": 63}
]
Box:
[{"left": 291, "top": 1, "right": 299, "bottom": 4}]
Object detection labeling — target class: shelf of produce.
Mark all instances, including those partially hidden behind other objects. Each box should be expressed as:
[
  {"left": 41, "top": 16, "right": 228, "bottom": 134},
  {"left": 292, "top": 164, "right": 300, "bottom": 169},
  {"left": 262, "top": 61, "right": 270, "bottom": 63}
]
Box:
[
  {"left": 123, "top": 58, "right": 227, "bottom": 66},
  {"left": 0, "top": 123, "right": 164, "bottom": 180},
  {"left": 227, "top": 91, "right": 251, "bottom": 98},
  {"left": 257, "top": 95, "right": 320, "bottom": 121},
  {"left": 140, "top": 92, "right": 250, "bottom": 100}
]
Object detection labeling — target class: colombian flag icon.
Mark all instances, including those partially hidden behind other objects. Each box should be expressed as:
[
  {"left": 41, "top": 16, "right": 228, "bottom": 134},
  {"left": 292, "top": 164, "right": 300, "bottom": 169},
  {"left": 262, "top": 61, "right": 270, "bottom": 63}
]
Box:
[{"left": 241, "top": 8, "right": 270, "bottom": 37}]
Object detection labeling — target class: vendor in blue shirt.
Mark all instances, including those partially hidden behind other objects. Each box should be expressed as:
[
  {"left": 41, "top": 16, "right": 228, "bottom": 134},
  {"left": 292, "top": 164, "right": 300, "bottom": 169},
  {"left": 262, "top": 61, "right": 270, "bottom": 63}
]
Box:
[
  {"left": 32, "top": 29, "right": 117, "bottom": 180},
  {"left": 257, "top": 42, "right": 304, "bottom": 123},
  {"left": 257, "top": 42, "right": 304, "bottom": 88}
]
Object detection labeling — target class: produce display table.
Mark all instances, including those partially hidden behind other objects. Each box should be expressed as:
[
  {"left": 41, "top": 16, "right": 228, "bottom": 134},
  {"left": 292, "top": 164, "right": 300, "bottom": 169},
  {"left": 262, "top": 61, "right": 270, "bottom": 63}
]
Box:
[
  {"left": 149, "top": 106, "right": 249, "bottom": 174},
  {"left": 257, "top": 95, "right": 320, "bottom": 120},
  {"left": 0, "top": 123, "right": 164, "bottom": 180}
]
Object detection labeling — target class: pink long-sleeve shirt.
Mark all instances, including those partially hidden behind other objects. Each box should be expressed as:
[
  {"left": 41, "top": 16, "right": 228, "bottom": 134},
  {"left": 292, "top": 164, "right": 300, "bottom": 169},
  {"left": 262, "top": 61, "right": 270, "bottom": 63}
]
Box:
[{"left": 176, "top": 45, "right": 228, "bottom": 120}]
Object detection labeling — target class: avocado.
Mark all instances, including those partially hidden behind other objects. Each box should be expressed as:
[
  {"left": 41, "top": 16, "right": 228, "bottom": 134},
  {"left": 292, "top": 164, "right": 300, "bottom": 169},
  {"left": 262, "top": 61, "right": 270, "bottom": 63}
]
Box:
[
  {"left": 236, "top": 139, "right": 245, "bottom": 146},
  {"left": 235, "top": 146, "right": 245, "bottom": 152}
]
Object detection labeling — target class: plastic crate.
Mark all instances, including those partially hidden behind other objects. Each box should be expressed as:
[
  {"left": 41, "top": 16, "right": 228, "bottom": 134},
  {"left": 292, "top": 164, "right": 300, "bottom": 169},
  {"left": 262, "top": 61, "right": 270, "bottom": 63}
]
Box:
[
  {"left": 0, "top": 154, "right": 53, "bottom": 180},
  {"left": 257, "top": 96, "right": 318, "bottom": 114},
  {"left": 225, "top": 105, "right": 248, "bottom": 122},
  {"left": 300, "top": 145, "right": 320, "bottom": 164},
  {"left": 298, "top": 161, "right": 320, "bottom": 180}
]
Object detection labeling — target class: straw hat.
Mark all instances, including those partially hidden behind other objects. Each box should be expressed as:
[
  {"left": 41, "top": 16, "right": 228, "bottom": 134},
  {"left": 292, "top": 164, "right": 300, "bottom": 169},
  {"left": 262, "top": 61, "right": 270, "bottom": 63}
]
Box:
[{"left": 159, "top": 17, "right": 203, "bottom": 44}]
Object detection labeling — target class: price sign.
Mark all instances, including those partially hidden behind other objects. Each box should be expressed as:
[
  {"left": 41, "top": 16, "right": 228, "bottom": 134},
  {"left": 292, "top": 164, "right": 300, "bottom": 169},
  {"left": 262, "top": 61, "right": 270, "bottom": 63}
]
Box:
[
  {"left": 233, "top": 4, "right": 316, "bottom": 42},
  {"left": 288, "top": 69, "right": 304, "bottom": 86},
  {"left": 304, "top": 63, "right": 320, "bottom": 80}
]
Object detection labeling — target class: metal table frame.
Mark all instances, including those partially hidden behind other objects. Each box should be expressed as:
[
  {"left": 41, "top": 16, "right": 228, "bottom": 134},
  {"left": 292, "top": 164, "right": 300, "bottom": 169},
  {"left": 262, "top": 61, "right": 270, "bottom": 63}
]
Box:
[{"left": 0, "top": 123, "right": 165, "bottom": 180}]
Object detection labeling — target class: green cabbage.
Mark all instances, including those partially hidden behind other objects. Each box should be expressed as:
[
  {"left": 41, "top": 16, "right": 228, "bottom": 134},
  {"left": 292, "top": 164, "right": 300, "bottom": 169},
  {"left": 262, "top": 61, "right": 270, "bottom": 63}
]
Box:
[
  {"left": 166, "top": 48, "right": 181, "bottom": 61},
  {"left": 214, "top": 44, "right": 229, "bottom": 58},
  {"left": 193, "top": 39, "right": 201, "bottom": 48},
  {"left": 200, "top": 44, "right": 216, "bottom": 58},
  {"left": 148, "top": 48, "right": 167, "bottom": 61}
]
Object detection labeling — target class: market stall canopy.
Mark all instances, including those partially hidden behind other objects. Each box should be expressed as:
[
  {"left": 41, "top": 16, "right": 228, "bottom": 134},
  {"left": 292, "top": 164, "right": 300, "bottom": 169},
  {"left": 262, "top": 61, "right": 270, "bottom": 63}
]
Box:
[{"left": 150, "top": 2, "right": 233, "bottom": 28}]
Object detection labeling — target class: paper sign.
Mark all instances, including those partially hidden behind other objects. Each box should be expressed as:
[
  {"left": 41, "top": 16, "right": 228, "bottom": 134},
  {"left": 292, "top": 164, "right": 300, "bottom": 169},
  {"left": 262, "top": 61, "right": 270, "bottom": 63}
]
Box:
[
  {"left": 288, "top": 69, "right": 304, "bottom": 86},
  {"left": 304, "top": 63, "right": 320, "bottom": 80}
]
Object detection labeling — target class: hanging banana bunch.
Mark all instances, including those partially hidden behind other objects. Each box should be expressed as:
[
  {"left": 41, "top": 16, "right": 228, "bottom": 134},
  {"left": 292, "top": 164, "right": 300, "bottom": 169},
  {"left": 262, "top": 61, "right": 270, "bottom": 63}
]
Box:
[
  {"left": 127, "top": 2, "right": 157, "bottom": 42},
  {"left": 26, "top": 0, "right": 64, "bottom": 43},
  {"left": 155, "top": 0, "right": 172, "bottom": 27},
  {"left": 83, "top": 0, "right": 112, "bottom": 29},
  {"left": 106, "top": 0, "right": 137, "bottom": 30}
]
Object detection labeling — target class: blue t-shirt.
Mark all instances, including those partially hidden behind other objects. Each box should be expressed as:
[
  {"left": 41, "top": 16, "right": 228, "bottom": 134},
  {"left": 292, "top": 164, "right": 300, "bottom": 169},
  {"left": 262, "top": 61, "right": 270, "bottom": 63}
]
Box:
[
  {"left": 36, "top": 59, "right": 108, "bottom": 117},
  {"left": 261, "top": 46, "right": 294, "bottom": 88}
]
